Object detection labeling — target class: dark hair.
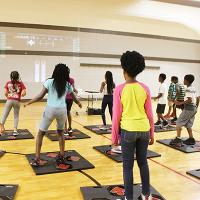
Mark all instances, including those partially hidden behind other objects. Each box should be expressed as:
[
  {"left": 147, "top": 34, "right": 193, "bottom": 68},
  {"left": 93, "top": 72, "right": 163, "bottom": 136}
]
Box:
[
  {"left": 10, "top": 71, "right": 20, "bottom": 92},
  {"left": 171, "top": 76, "right": 178, "bottom": 82},
  {"left": 52, "top": 63, "right": 70, "bottom": 98},
  {"left": 184, "top": 74, "right": 195, "bottom": 84},
  {"left": 105, "top": 71, "right": 115, "bottom": 94},
  {"left": 120, "top": 51, "right": 145, "bottom": 78},
  {"left": 159, "top": 73, "right": 166, "bottom": 81},
  {"left": 10, "top": 71, "right": 20, "bottom": 81}
]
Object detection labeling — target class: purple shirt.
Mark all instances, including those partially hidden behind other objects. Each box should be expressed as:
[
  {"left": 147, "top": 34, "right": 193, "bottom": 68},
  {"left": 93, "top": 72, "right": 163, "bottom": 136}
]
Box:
[{"left": 66, "top": 78, "right": 74, "bottom": 100}]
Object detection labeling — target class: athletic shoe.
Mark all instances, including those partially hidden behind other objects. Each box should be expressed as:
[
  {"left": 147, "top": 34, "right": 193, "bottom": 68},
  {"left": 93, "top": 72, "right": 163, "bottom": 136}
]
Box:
[
  {"left": 171, "top": 117, "right": 177, "bottom": 123},
  {"left": 56, "top": 154, "right": 67, "bottom": 165},
  {"left": 13, "top": 130, "right": 19, "bottom": 136},
  {"left": 169, "top": 137, "right": 182, "bottom": 146},
  {"left": 162, "top": 120, "right": 169, "bottom": 127},
  {"left": 30, "top": 159, "right": 40, "bottom": 167},
  {"left": 111, "top": 146, "right": 122, "bottom": 154},
  {"left": 154, "top": 121, "right": 161, "bottom": 126},
  {"left": 138, "top": 193, "right": 152, "bottom": 200},
  {"left": 64, "top": 131, "right": 69, "bottom": 136},
  {"left": 68, "top": 128, "right": 73, "bottom": 133},
  {"left": 183, "top": 137, "right": 196, "bottom": 145}
]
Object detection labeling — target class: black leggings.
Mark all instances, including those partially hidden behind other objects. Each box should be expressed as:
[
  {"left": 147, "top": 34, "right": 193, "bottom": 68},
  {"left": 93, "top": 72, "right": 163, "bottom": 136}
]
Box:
[{"left": 101, "top": 95, "right": 113, "bottom": 125}]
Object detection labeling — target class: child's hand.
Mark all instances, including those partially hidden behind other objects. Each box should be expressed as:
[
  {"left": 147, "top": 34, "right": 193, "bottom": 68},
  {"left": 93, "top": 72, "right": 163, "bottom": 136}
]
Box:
[
  {"left": 149, "top": 137, "right": 154, "bottom": 145},
  {"left": 78, "top": 102, "right": 82, "bottom": 108},
  {"left": 23, "top": 103, "right": 28, "bottom": 108},
  {"left": 152, "top": 97, "right": 157, "bottom": 101}
]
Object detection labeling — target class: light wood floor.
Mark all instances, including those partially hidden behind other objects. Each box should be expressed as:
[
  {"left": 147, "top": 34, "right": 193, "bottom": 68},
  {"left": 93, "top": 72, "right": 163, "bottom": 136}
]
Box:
[{"left": 0, "top": 101, "right": 200, "bottom": 200}]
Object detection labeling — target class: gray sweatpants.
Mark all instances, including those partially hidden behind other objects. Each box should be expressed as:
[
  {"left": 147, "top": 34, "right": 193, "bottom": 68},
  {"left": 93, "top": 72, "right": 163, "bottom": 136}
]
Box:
[{"left": 0, "top": 99, "right": 20, "bottom": 129}]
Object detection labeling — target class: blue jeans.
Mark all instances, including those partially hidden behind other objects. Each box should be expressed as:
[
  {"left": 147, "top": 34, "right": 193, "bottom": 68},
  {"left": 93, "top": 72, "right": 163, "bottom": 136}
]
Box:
[{"left": 121, "top": 130, "right": 150, "bottom": 200}]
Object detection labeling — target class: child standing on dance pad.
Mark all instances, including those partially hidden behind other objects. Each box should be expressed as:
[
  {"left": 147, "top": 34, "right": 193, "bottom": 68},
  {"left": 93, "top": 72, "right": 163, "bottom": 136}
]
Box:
[
  {"left": 64, "top": 69, "right": 78, "bottom": 135},
  {"left": 170, "top": 74, "right": 199, "bottom": 146},
  {"left": 25, "top": 63, "right": 82, "bottom": 166},
  {"left": 100, "top": 71, "right": 115, "bottom": 126},
  {"left": 0, "top": 71, "right": 26, "bottom": 135},
  {"left": 112, "top": 51, "right": 154, "bottom": 200}
]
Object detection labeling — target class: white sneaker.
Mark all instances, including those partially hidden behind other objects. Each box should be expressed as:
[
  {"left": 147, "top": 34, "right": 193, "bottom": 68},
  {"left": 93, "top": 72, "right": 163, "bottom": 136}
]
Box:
[
  {"left": 13, "top": 130, "right": 19, "bottom": 136},
  {"left": 140, "top": 193, "right": 152, "bottom": 200},
  {"left": 111, "top": 146, "right": 122, "bottom": 154}
]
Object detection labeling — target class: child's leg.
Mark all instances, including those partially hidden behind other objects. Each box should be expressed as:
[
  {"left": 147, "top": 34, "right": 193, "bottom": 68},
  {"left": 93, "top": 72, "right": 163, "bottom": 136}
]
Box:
[
  {"left": 13, "top": 101, "right": 20, "bottom": 130},
  {"left": 56, "top": 108, "right": 67, "bottom": 156},
  {"left": 187, "top": 128, "right": 193, "bottom": 138},
  {"left": 136, "top": 132, "right": 150, "bottom": 196},
  {"left": 121, "top": 130, "right": 136, "bottom": 200},
  {"left": 0, "top": 100, "right": 13, "bottom": 132},
  {"left": 67, "top": 112, "right": 72, "bottom": 130},
  {"left": 35, "top": 130, "right": 45, "bottom": 159},
  {"left": 108, "top": 96, "right": 113, "bottom": 121},
  {"left": 57, "top": 130, "right": 65, "bottom": 156},
  {"left": 101, "top": 96, "right": 108, "bottom": 126},
  {"left": 176, "top": 127, "right": 182, "bottom": 137}
]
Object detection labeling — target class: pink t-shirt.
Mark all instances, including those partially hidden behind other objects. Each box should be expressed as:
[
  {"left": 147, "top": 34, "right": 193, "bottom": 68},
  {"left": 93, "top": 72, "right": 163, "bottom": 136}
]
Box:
[
  {"left": 111, "top": 82, "right": 154, "bottom": 145},
  {"left": 66, "top": 78, "right": 74, "bottom": 100},
  {"left": 5, "top": 81, "right": 26, "bottom": 101}
]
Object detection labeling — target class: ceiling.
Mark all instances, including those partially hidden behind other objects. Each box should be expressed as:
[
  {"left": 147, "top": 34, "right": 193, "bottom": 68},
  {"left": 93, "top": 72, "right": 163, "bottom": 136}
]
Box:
[{"left": 0, "top": 0, "right": 200, "bottom": 38}]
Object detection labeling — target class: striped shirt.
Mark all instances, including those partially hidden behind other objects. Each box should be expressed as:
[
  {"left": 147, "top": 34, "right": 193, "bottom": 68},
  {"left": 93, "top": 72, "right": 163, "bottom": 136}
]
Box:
[
  {"left": 168, "top": 82, "right": 176, "bottom": 100},
  {"left": 176, "top": 83, "right": 185, "bottom": 101}
]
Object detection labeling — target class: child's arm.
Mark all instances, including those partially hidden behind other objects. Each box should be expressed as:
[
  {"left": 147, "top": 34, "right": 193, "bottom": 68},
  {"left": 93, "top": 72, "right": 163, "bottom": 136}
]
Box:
[
  {"left": 70, "top": 92, "right": 82, "bottom": 108},
  {"left": 4, "top": 89, "right": 8, "bottom": 98},
  {"left": 24, "top": 87, "right": 47, "bottom": 106},
  {"left": 100, "top": 82, "right": 106, "bottom": 93},
  {"left": 152, "top": 93, "right": 162, "bottom": 101},
  {"left": 196, "top": 96, "right": 199, "bottom": 108},
  {"left": 21, "top": 89, "right": 26, "bottom": 97},
  {"left": 175, "top": 97, "right": 192, "bottom": 105},
  {"left": 144, "top": 87, "right": 154, "bottom": 145},
  {"left": 112, "top": 86, "right": 123, "bottom": 146}
]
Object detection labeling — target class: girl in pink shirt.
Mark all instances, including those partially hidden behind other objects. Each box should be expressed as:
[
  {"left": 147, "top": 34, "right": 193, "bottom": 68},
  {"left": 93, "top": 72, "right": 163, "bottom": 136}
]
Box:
[{"left": 112, "top": 51, "right": 154, "bottom": 200}]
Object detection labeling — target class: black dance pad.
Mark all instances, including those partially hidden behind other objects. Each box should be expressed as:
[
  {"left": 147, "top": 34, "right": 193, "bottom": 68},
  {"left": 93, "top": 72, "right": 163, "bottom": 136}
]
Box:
[
  {"left": 157, "top": 138, "right": 200, "bottom": 153},
  {"left": 0, "top": 129, "right": 34, "bottom": 141},
  {"left": 45, "top": 129, "right": 90, "bottom": 141},
  {"left": 93, "top": 145, "right": 161, "bottom": 162},
  {"left": 80, "top": 184, "right": 166, "bottom": 200},
  {"left": 154, "top": 125, "right": 176, "bottom": 133},
  {"left": 26, "top": 150, "right": 94, "bottom": 175},
  {"left": 0, "top": 184, "right": 18, "bottom": 200},
  {"left": 186, "top": 169, "right": 200, "bottom": 179},
  {"left": 84, "top": 125, "right": 111, "bottom": 134}
]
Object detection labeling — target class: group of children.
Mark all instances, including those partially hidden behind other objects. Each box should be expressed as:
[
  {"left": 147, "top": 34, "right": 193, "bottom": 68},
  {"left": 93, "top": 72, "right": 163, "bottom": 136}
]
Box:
[
  {"left": 0, "top": 52, "right": 199, "bottom": 200},
  {"left": 154, "top": 73, "right": 199, "bottom": 146}
]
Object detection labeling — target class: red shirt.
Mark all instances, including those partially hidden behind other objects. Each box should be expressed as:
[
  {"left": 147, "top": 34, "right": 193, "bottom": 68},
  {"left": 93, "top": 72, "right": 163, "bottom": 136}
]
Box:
[{"left": 5, "top": 81, "right": 26, "bottom": 101}]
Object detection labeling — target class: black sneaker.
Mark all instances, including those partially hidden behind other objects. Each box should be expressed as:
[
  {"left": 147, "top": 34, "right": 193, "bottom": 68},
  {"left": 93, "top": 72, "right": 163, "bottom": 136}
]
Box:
[
  {"left": 169, "top": 137, "right": 182, "bottom": 147},
  {"left": 56, "top": 154, "right": 67, "bottom": 165},
  {"left": 183, "top": 137, "right": 196, "bottom": 145},
  {"left": 162, "top": 120, "right": 169, "bottom": 127},
  {"left": 171, "top": 117, "right": 177, "bottom": 123},
  {"left": 154, "top": 121, "right": 161, "bottom": 126}
]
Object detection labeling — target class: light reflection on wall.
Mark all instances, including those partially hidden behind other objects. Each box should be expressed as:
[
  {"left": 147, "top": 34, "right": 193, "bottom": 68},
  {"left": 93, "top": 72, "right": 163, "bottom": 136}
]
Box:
[{"left": 34, "top": 60, "right": 46, "bottom": 82}]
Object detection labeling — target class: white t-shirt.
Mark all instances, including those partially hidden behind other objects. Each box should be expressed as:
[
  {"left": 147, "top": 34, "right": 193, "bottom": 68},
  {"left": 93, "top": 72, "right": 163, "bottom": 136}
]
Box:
[
  {"left": 185, "top": 85, "right": 196, "bottom": 105},
  {"left": 158, "top": 83, "right": 167, "bottom": 104}
]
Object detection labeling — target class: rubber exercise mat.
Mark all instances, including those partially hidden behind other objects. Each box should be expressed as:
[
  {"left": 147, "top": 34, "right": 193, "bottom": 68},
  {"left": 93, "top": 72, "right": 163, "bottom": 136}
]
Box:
[
  {"left": 186, "top": 169, "right": 200, "bottom": 179},
  {"left": 84, "top": 125, "right": 111, "bottom": 134},
  {"left": 45, "top": 129, "right": 90, "bottom": 141},
  {"left": 0, "top": 184, "right": 18, "bottom": 200},
  {"left": 154, "top": 125, "right": 176, "bottom": 133},
  {"left": 0, "top": 129, "right": 34, "bottom": 141},
  {"left": 80, "top": 184, "right": 166, "bottom": 200},
  {"left": 26, "top": 150, "right": 94, "bottom": 175},
  {"left": 93, "top": 145, "right": 161, "bottom": 162},
  {"left": 157, "top": 138, "right": 200, "bottom": 153}
]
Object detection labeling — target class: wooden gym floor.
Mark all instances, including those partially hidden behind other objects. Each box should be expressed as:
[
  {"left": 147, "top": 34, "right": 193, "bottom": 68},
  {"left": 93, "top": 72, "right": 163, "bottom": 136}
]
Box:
[{"left": 0, "top": 101, "right": 200, "bottom": 200}]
